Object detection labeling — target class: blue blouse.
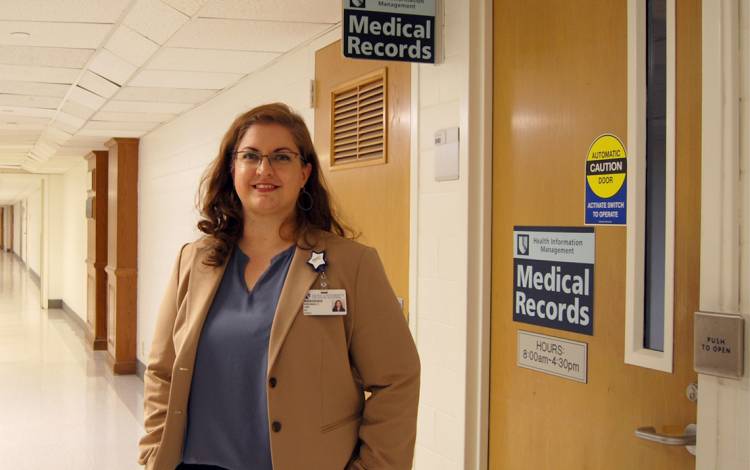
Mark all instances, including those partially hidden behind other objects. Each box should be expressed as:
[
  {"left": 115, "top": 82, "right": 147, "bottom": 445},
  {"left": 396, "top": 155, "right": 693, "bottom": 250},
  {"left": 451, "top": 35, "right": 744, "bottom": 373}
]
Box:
[{"left": 181, "top": 244, "right": 295, "bottom": 470}]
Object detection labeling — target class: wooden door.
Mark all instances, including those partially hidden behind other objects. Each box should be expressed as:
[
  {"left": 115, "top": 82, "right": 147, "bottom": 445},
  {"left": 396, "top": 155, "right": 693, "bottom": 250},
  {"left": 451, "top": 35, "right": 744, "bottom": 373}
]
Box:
[
  {"left": 489, "top": 1, "right": 701, "bottom": 469},
  {"left": 314, "top": 40, "right": 411, "bottom": 317}
]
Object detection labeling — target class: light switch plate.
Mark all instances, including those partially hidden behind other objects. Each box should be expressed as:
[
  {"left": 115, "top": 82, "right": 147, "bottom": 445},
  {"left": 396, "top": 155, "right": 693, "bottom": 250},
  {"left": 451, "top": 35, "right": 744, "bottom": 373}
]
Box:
[{"left": 434, "top": 127, "right": 459, "bottom": 181}]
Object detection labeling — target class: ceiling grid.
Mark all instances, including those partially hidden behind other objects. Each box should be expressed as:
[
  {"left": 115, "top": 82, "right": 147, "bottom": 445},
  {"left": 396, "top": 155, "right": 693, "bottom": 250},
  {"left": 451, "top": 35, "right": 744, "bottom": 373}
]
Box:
[{"left": 0, "top": 0, "right": 340, "bottom": 184}]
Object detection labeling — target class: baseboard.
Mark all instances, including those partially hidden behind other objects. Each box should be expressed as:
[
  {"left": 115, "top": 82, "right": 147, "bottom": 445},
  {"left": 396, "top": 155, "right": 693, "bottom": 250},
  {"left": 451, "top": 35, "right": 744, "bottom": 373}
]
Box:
[
  {"left": 136, "top": 359, "right": 146, "bottom": 380},
  {"left": 61, "top": 300, "right": 88, "bottom": 337},
  {"left": 28, "top": 268, "right": 40, "bottom": 288},
  {"left": 48, "top": 299, "right": 63, "bottom": 309}
]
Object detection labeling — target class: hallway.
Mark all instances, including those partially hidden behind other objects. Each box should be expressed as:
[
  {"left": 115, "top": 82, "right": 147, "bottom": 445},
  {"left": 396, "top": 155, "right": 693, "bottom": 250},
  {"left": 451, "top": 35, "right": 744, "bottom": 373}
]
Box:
[{"left": 0, "top": 250, "right": 143, "bottom": 469}]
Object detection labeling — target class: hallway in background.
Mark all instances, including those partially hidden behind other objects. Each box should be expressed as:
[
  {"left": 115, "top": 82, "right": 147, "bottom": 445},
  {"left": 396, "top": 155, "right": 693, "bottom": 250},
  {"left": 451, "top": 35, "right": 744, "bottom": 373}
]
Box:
[{"left": 0, "top": 250, "right": 143, "bottom": 469}]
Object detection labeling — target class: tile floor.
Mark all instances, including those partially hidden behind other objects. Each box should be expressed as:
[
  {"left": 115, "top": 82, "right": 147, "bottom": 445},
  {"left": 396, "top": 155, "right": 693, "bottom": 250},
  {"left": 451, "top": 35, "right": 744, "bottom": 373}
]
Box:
[{"left": 0, "top": 250, "right": 145, "bottom": 469}]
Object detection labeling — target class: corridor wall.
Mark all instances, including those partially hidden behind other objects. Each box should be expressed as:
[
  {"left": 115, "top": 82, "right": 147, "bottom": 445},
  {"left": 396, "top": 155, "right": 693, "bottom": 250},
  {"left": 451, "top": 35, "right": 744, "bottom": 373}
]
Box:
[
  {"left": 60, "top": 162, "right": 88, "bottom": 321},
  {"left": 26, "top": 188, "right": 41, "bottom": 277},
  {"left": 136, "top": 0, "right": 486, "bottom": 467},
  {"left": 47, "top": 175, "right": 64, "bottom": 303},
  {"left": 137, "top": 27, "right": 340, "bottom": 363},
  {"left": 12, "top": 201, "right": 20, "bottom": 257}
]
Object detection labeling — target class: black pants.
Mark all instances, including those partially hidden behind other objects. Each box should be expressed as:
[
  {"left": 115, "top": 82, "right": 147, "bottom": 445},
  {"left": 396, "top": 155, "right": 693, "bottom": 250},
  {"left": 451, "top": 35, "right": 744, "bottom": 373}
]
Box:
[{"left": 175, "top": 464, "right": 229, "bottom": 470}]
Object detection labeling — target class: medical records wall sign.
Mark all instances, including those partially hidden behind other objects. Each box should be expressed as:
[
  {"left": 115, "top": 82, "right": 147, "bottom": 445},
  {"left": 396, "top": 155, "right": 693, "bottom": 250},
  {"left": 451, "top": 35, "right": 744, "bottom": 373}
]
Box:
[
  {"left": 513, "top": 227, "right": 595, "bottom": 336},
  {"left": 585, "top": 134, "right": 627, "bottom": 225},
  {"left": 343, "top": 0, "right": 439, "bottom": 64}
]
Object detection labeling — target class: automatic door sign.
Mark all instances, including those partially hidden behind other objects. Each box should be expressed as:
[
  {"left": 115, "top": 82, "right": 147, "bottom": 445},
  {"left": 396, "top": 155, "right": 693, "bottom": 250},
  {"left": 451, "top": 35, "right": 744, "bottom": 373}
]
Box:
[
  {"left": 585, "top": 134, "right": 627, "bottom": 225},
  {"left": 343, "top": 0, "right": 438, "bottom": 63},
  {"left": 513, "top": 227, "right": 595, "bottom": 335}
]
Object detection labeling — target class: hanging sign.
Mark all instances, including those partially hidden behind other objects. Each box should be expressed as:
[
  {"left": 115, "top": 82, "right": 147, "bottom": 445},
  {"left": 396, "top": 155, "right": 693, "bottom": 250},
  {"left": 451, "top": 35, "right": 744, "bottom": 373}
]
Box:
[
  {"left": 342, "top": 0, "right": 439, "bottom": 64},
  {"left": 513, "top": 226, "right": 595, "bottom": 336},
  {"left": 585, "top": 134, "right": 627, "bottom": 225}
]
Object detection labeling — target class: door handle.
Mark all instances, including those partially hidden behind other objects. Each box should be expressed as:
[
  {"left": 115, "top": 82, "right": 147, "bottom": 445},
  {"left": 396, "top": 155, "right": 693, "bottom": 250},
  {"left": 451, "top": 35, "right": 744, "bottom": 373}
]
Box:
[{"left": 635, "top": 424, "right": 696, "bottom": 454}]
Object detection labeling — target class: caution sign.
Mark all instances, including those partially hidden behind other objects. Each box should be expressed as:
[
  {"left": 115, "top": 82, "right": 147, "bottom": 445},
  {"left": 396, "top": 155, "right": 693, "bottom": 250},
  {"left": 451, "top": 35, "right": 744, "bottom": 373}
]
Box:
[
  {"left": 343, "top": 0, "right": 438, "bottom": 64},
  {"left": 585, "top": 134, "right": 627, "bottom": 225},
  {"left": 513, "top": 227, "right": 595, "bottom": 336}
]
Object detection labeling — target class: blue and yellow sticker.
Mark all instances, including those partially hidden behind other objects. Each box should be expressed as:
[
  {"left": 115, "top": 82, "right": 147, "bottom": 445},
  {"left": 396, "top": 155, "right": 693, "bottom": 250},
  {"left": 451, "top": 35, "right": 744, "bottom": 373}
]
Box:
[{"left": 585, "top": 134, "right": 627, "bottom": 225}]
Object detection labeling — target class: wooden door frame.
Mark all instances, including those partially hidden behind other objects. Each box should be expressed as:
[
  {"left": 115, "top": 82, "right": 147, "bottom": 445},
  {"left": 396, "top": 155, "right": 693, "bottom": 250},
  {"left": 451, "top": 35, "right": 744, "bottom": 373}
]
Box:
[
  {"left": 464, "top": 0, "right": 493, "bottom": 468},
  {"left": 696, "top": 0, "right": 749, "bottom": 467}
]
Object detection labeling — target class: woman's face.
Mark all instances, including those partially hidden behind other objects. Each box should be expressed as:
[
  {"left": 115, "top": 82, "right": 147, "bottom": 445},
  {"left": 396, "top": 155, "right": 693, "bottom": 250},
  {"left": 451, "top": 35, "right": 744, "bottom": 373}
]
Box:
[{"left": 232, "top": 123, "right": 312, "bottom": 221}]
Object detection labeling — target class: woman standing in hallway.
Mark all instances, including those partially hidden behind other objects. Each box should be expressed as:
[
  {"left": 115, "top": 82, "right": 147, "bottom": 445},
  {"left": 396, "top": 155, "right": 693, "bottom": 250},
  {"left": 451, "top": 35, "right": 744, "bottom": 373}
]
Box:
[{"left": 138, "top": 103, "right": 420, "bottom": 470}]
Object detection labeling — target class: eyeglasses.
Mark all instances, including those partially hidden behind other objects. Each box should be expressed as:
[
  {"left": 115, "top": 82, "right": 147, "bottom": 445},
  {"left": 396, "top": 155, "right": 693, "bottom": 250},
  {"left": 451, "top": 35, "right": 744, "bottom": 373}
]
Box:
[{"left": 233, "top": 150, "right": 305, "bottom": 169}]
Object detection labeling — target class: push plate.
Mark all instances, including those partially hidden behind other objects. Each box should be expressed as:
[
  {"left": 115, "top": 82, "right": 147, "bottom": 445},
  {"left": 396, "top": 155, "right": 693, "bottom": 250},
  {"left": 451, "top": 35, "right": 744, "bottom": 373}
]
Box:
[{"left": 694, "top": 311, "right": 745, "bottom": 379}]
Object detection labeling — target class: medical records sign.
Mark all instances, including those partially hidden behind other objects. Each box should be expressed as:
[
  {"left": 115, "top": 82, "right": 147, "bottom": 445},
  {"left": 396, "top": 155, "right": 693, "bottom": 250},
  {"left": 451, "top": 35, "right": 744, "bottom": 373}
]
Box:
[
  {"left": 343, "top": 0, "right": 439, "bottom": 64},
  {"left": 513, "top": 227, "right": 595, "bottom": 336}
]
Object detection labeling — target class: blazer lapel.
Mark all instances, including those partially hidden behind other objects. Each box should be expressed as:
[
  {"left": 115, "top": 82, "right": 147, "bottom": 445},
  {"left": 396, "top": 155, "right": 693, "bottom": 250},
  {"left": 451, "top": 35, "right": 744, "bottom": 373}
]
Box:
[
  {"left": 268, "top": 235, "right": 326, "bottom": 371},
  {"left": 184, "top": 243, "right": 230, "bottom": 346}
]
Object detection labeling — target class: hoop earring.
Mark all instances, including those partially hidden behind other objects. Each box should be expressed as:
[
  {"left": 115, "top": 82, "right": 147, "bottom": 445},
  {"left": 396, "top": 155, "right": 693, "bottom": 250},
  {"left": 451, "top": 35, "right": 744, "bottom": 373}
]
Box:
[{"left": 297, "top": 188, "right": 313, "bottom": 212}]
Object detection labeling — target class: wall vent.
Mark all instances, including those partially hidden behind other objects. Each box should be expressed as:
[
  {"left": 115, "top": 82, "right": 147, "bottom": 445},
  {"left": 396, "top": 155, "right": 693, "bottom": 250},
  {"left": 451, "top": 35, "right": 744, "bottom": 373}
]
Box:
[{"left": 330, "top": 68, "right": 387, "bottom": 168}]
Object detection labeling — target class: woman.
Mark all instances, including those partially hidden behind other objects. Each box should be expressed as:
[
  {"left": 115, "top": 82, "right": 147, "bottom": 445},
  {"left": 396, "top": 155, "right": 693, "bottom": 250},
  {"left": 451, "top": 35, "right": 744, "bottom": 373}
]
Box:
[
  {"left": 138, "top": 103, "right": 420, "bottom": 470},
  {"left": 332, "top": 299, "right": 346, "bottom": 312}
]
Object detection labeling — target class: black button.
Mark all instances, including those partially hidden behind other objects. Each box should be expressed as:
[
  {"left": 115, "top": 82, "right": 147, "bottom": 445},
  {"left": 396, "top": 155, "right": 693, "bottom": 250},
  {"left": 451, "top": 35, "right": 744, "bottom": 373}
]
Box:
[
  {"left": 272, "top": 421, "right": 282, "bottom": 432},
  {"left": 269, "top": 377, "right": 277, "bottom": 388}
]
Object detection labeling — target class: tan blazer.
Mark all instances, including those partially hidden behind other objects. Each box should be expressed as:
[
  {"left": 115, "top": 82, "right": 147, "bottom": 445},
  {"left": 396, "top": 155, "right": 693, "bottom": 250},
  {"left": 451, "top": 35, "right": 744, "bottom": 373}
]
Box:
[{"left": 138, "top": 231, "right": 420, "bottom": 470}]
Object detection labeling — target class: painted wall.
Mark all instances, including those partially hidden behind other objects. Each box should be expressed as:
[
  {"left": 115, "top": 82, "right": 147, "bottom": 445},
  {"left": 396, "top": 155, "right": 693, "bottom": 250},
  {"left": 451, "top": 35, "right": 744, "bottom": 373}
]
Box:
[
  {"left": 12, "top": 201, "right": 21, "bottom": 257},
  {"left": 137, "top": 27, "right": 338, "bottom": 362},
  {"left": 47, "top": 175, "right": 64, "bottom": 302},
  {"left": 26, "top": 189, "right": 41, "bottom": 276},
  {"left": 136, "top": 2, "right": 482, "bottom": 468},
  {"left": 60, "top": 161, "right": 88, "bottom": 320}
]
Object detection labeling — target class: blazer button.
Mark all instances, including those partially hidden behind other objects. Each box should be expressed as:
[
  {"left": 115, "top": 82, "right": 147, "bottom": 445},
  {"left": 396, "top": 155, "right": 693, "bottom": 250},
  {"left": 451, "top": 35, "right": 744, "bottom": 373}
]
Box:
[
  {"left": 272, "top": 421, "right": 282, "bottom": 432},
  {"left": 269, "top": 377, "right": 277, "bottom": 388}
]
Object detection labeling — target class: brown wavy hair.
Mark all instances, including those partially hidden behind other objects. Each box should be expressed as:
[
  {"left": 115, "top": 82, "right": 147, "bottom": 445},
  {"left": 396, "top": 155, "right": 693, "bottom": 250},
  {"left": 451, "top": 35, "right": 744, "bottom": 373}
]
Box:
[{"left": 196, "top": 103, "right": 352, "bottom": 266}]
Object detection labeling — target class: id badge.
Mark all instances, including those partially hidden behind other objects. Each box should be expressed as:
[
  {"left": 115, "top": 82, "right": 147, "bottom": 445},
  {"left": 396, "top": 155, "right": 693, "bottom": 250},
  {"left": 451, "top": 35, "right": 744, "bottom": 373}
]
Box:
[{"left": 303, "top": 289, "right": 347, "bottom": 316}]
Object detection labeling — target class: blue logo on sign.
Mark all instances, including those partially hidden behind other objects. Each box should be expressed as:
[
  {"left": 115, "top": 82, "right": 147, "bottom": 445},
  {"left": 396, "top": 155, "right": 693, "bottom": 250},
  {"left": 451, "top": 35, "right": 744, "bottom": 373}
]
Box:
[{"left": 517, "top": 234, "right": 529, "bottom": 256}]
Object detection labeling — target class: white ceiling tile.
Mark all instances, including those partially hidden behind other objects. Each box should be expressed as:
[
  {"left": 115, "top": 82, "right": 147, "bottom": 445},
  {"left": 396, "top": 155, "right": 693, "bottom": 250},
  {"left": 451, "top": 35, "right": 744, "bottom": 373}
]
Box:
[
  {"left": 148, "top": 47, "right": 279, "bottom": 73},
  {"left": 53, "top": 119, "right": 79, "bottom": 135},
  {"left": 124, "top": 0, "right": 189, "bottom": 45},
  {"left": 115, "top": 86, "right": 215, "bottom": 103},
  {"left": 0, "top": 0, "right": 131, "bottom": 23},
  {"left": 0, "top": 45, "right": 93, "bottom": 68},
  {"left": 129, "top": 69, "right": 241, "bottom": 89},
  {"left": 0, "top": 120, "right": 48, "bottom": 130},
  {"left": 32, "top": 140, "right": 59, "bottom": 158},
  {"left": 68, "top": 86, "right": 106, "bottom": 110},
  {"left": 61, "top": 101, "right": 97, "bottom": 120},
  {"left": 42, "top": 127, "right": 73, "bottom": 145},
  {"left": 0, "top": 81, "right": 69, "bottom": 97},
  {"left": 77, "top": 128, "right": 146, "bottom": 138},
  {"left": 0, "top": 64, "right": 79, "bottom": 84},
  {"left": 89, "top": 49, "right": 138, "bottom": 86},
  {"left": 0, "top": 94, "right": 60, "bottom": 109},
  {"left": 0, "top": 21, "right": 112, "bottom": 49},
  {"left": 0, "top": 106, "right": 55, "bottom": 118},
  {"left": 0, "top": 144, "right": 31, "bottom": 151},
  {"left": 163, "top": 0, "right": 207, "bottom": 16},
  {"left": 103, "top": 100, "right": 193, "bottom": 113},
  {"left": 105, "top": 25, "right": 160, "bottom": 67},
  {"left": 79, "top": 71, "right": 120, "bottom": 98},
  {"left": 63, "top": 135, "right": 109, "bottom": 148},
  {"left": 93, "top": 111, "right": 175, "bottom": 122},
  {"left": 198, "top": 0, "right": 341, "bottom": 23},
  {"left": 54, "top": 111, "right": 86, "bottom": 130},
  {"left": 168, "top": 18, "right": 332, "bottom": 52},
  {"left": 86, "top": 121, "right": 157, "bottom": 131}
]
